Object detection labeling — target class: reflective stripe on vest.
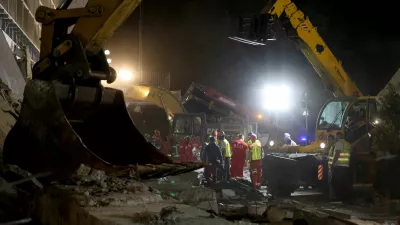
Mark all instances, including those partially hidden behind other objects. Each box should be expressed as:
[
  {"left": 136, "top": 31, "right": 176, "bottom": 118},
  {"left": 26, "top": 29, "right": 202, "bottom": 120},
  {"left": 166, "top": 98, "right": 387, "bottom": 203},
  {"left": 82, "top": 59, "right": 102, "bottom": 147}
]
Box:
[
  {"left": 223, "top": 139, "right": 231, "bottom": 157},
  {"left": 251, "top": 140, "right": 262, "bottom": 161},
  {"left": 328, "top": 139, "right": 351, "bottom": 166}
]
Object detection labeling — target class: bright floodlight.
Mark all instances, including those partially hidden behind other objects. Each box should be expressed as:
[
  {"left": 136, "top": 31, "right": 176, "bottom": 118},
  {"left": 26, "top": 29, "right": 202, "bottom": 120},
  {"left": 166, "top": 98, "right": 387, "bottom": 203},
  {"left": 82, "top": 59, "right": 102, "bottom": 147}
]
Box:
[
  {"left": 269, "top": 140, "right": 274, "bottom": 146},
  {"left": 107, "top": 58, "right": 112, "bottom": 64},
  {"left": 263, "top": 84, "right": 291, "bottom": 110},
  {"left": 118, "top": 69, "right": 133, "bottom": 81},
  {"left": 104, "top": 50, "right": 110, "bottom": 55}
]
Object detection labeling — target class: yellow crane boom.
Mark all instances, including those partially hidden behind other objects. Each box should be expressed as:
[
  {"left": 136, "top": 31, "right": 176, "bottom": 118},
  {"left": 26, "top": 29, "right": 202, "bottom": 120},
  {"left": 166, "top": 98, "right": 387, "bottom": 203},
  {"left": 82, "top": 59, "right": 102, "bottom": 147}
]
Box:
[{"left": 263, "top": 0, "right": 362, "bottom": 97}]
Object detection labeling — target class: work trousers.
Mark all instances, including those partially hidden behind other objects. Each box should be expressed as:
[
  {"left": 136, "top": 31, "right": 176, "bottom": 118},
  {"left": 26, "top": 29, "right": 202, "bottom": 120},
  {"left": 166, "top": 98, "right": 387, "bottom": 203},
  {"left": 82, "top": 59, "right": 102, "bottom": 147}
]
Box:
[
  {"left": 329, "top": 166, "right": 352, "bottom": 201},
  {"left": 224, "top": 157, "right": 231, "bottom": 179},
  {"left": 250, "top": 160, "right": 262, "bottom": 189},
  {"left": 230, "top": 159, "right": 244, "bottom": 178},
  {"left": 205, "top": 161, "right": 224, "bottom": 185}
]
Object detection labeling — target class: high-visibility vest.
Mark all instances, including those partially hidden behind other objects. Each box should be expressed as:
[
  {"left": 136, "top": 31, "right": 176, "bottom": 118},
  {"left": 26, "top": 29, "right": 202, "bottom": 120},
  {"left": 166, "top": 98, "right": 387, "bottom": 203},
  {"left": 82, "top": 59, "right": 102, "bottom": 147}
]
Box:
[
  {"left": 328, "top": 139, "right": 351, "bottom": 166},
  {"left": 223, "top": 139, "right": 231, "bottom": 157},
  {"left": 247, "top": 140, "right": 252, "bottom": 146},
  {"left": 251, "top": 140, "right": 262, "bottom": 161}
]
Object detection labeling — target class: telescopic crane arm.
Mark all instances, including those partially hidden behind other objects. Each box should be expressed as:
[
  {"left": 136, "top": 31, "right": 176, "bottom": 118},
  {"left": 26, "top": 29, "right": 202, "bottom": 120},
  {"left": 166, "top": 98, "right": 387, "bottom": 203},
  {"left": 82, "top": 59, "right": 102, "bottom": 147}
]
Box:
[{"left": 261, "top": 0, "right": 362, "bottom": 97}]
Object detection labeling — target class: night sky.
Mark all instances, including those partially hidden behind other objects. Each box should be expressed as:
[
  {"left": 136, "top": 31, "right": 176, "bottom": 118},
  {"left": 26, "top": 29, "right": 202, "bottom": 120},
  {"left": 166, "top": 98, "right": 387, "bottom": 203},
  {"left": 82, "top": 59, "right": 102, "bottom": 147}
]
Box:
[{"left": 107, "top": 0, "right": 400, "bottom": 139}]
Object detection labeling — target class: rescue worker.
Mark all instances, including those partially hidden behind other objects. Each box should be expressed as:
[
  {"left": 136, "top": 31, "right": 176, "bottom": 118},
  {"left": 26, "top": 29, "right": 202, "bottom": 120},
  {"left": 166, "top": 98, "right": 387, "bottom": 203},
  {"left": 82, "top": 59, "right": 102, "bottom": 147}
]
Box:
[
  {"left": 328, "top": 131, "right": 352, "bottom": 201},
  {"left": 283, "top": 133, "right": 297, "bottom": 146},
  {"left": 218, "top": 131, "right": 231, "bottom": 179},
  {"left": 247, "top": 132, "right": 254, "bottom": 144},
  {"left": 212, "top": 130, "right": 218, "bottom": 141},
  {"left": 152, "top": 130, "right": 163, "bottom": 150},
  {"left": 204, "top": 136, "right": 224, "bottom": 185},
  {"left": 201, "top": 136, "right": 211, "bottom": 184},
  {"left": 325, "top": 135, "right": 336, "bottom": 155},
  {"left": 179, "top": 136, "right": 191, "bottom": 162},
  {"left": 230, "top": 134, "right": 248, "bottom": 178},
  {"left": 247, "top": 134, "right": 262, "bottom": 189},
  {"left": 246, "top": 132, "right": 255, "bottom": 183}
]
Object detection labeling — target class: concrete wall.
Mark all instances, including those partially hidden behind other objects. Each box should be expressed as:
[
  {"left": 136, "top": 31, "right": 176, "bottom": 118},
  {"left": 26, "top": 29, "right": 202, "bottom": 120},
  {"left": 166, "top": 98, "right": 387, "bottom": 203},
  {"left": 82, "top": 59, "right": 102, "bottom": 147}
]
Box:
[
  {"left": 0, "top": 31, "right": 26, "bottom": 98},
  {"left": 377, "top": 68, "right": 400, "bottom": 99},
  {"left": 68, "top": 0, "right": 88, "bottom": 9}
]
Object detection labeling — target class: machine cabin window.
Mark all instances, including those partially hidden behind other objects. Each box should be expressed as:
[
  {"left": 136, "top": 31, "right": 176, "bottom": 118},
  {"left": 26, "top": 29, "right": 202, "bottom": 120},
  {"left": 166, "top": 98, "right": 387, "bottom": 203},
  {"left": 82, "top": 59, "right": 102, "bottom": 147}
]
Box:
[
  {"left": 345, "top": 100, "right": 368, "bottom": 143},
  {"left": 317, "top": 100, "right": 350, "bottom": 130}
]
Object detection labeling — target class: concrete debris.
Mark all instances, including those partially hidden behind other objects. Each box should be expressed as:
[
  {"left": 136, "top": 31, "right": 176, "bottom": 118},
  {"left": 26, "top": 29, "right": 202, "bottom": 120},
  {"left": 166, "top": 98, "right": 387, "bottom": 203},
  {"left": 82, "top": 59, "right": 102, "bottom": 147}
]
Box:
[
  {"left": 264, "top": 205, "right": 294, "bottom": 222},
  {"left": 0, "top": 176, "right": 32, "bottom": 223},
  {"left": 213, "top": 179, "right": 266, "bottom": 204},
  {"left": 222, "top": 189, "right": 236, "bottom": 198},
  {"left": 146, "top": 175, "right": 219, "bottom": 213},
  {"left": 37, "top": 185, "right": 244, "bottom": 225},
  {"left": 176, "top": 186, "right": 219, "bottom": 213},
  {"left": 247, "top": 204, "right": 268, "bottom": 217}
]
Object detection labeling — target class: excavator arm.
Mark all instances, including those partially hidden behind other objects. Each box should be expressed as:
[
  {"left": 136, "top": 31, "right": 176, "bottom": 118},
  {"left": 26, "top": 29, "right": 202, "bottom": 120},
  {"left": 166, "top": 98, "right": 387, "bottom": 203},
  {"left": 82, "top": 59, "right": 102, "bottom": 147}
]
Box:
[
  {"left": 3, "top": 0, "right": 204, "bottom": 181},
  {"left": 235, "top": 0, "right": 362, "bottom": 97}
]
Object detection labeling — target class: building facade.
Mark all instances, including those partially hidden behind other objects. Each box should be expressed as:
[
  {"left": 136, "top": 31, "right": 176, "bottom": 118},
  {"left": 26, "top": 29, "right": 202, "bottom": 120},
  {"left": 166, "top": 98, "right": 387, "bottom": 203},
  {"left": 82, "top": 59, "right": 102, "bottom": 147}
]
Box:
[{"left": 0, "top": 0, "right": 88, "bottom": 62}]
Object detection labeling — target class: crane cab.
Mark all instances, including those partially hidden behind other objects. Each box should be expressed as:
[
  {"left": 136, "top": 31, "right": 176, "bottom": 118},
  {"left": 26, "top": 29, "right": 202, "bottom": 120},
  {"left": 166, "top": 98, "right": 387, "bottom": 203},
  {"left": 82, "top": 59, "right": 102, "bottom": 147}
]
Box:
[
  {"left": 316, "top": 96, "right": 379, "bottom": 153},
  {"left": 317, "top": 96, "right": 379, "bottom": 186}
]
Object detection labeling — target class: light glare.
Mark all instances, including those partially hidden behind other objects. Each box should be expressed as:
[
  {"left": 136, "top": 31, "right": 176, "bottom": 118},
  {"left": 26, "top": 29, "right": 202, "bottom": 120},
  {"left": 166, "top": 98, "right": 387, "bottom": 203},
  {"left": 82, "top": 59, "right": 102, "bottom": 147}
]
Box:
[
  {"left": 269, "top": 140, "right": 274, "bottom": 146},
  {"left": 118, "top": 69, "right": 133, "bottom": 82},
  {"left": 107, "top": 58, "right": 112, "bottom": 63},
  {"left": 105, "top": 50, "right": 110, "bottom": 55},
  {"left": 263, "top": 85, "right": 291, "bottom": 111}
]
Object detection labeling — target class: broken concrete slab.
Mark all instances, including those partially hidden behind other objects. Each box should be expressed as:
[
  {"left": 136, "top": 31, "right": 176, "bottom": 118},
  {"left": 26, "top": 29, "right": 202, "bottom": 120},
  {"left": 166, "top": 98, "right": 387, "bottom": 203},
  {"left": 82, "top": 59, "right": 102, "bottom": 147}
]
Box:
[
  {"left": 247, "top": 204, "right": 268, "bottom": 217},
  {"left": 35, "top": 184, "right": 242, "bottom": 225},
  {"left": 222, "top": 189, "right": 236, "bottom": 198},
  {"left": 175, "top": 186, "right": 219, "bottom": 213}
]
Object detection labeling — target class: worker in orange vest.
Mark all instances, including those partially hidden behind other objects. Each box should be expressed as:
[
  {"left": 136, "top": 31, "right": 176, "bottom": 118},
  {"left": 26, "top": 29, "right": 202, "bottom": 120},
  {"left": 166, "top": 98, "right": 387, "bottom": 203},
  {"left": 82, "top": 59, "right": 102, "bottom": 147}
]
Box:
[{"left": 247, "top": 133, "right": 262, "bottom": 189}]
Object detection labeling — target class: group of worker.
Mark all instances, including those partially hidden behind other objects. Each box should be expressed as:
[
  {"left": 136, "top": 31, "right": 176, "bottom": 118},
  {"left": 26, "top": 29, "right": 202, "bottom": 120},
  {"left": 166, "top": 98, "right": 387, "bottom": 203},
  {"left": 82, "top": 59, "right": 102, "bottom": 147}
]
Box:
[
  {"left": 179, "top": 135, "right": 201, "bottom": 161},
  {"left": 201, "top": 130, "right": 263, "bottom": 189}
]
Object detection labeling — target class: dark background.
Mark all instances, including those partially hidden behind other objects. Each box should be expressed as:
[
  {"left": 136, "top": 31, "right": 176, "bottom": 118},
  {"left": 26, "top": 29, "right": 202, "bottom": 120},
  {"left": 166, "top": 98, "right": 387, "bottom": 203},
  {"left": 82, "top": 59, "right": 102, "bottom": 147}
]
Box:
[{"left": 107, "top": 0, "right": 400, "bottom": 141}]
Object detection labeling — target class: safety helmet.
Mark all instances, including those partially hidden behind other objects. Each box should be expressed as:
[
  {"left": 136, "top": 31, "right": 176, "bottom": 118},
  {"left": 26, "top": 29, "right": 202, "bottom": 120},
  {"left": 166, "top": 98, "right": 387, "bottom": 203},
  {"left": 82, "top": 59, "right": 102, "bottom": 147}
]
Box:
[
  {"left": 251, "top": 133, "right": 257, "bottom": 139},
  {"left": 212, "top": 130, "right": 218, "bottom": 137},
  {"left": 284, "top": 133, "right": 290, "bottom": 138},
  {"left": 248, "top": 132, "right": 254, "bottom": 137}
]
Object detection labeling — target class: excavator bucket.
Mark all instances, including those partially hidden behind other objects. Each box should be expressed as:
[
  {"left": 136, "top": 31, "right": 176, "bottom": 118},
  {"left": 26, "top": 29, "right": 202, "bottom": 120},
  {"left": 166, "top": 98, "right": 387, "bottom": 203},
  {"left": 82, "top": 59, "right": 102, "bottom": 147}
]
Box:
[
  {"left": 3, "top": 80, "right": 203, "bottom": 180},
  {"left": 1, "top": 0, "right": 204, "bottom": 181}
]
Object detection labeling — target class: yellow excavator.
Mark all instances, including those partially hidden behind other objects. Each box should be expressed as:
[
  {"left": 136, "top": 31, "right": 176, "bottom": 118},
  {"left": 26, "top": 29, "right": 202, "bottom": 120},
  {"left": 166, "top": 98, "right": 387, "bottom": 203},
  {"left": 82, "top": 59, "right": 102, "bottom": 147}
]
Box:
[
  {"left": 231, "top": 0, "right": 380, "bottom": 196},
  {"left": 123, "top": 84, "right": 184, "bottom": 137},
  {"left": 2, "top": 0, "right": 204, "bottom": 181}
]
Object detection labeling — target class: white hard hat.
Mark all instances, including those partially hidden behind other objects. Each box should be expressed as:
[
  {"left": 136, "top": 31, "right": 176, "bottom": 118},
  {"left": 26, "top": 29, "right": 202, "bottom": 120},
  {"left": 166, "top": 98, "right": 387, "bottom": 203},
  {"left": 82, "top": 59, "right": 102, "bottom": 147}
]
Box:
[{"left": 284, "top": 133, "right": 291, "bottom": 138}]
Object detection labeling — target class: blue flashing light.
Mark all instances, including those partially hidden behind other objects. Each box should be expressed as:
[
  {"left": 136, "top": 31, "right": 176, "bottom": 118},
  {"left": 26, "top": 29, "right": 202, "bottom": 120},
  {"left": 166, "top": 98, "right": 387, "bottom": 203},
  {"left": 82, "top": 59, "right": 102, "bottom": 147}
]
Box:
[{"left": 301, "top": 137, "right": 306, "bottom": 141}]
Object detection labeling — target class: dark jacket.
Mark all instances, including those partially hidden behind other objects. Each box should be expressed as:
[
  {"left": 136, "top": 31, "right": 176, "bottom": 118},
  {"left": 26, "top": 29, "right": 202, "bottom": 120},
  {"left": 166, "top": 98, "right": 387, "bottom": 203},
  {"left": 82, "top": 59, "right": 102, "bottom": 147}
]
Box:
[{"left": 204, "top": 142, "right": 223, "bottom": 163}]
